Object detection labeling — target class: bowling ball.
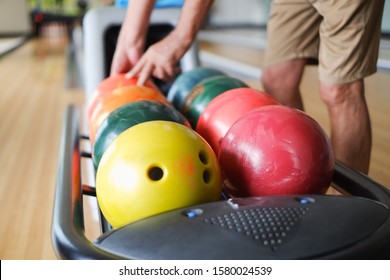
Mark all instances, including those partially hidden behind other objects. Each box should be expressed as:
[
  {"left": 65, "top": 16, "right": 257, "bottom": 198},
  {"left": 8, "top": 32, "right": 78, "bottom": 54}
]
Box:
[
  {"left": 92, "top": 100, "right": 190, "bottom": 170},
  {"left": 96, "top": 120, "right": 222, "bottom": 228},
  {"left": 167, "top": 67, "right": 226, "bottom": 110},
  {"left": 196, "top": 87, "right": 279, "bottom": 153},
  {"left": 88, "top": 85, "right": 170, "bottom": 144},
  {"left": 86, "top": 74, "right": 160, "bottom": 124},
  {"left": 181, "top": 75, "right": 248, "bottom": 128},
  {"left": 219, "top": 105, "right": 334, "bottom": 197}
]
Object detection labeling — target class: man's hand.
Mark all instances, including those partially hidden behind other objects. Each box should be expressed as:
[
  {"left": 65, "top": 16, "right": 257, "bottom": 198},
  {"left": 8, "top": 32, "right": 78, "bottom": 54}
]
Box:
[{"left": 126, "top": 32, "right": 183, "bottom": 85}]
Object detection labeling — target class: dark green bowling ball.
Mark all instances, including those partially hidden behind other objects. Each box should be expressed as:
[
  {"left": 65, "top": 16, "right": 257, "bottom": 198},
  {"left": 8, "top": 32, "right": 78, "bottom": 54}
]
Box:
[
  {"left": 167, "top": 67, "right": 226, "bottom": 110},
  {"left": 180, "top": 75, "right": 248, "bottom": 128},
  {"left": 92, "top": 100, "right": 190, "bottom": 170}
]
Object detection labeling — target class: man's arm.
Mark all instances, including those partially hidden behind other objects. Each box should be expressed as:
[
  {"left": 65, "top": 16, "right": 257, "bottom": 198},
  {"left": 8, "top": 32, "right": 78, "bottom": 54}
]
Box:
[
  {"left": 110, "top": 0, "right": 156, "bottom": 76},
  {"left": 127, "top": 0, "right": 215, "bottom": 85}
]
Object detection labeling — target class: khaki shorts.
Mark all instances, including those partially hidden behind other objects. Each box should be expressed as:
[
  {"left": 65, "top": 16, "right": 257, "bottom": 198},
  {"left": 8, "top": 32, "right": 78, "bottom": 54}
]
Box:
[{"left": 264, "top": 0, "right": 385, "bottom": 84}]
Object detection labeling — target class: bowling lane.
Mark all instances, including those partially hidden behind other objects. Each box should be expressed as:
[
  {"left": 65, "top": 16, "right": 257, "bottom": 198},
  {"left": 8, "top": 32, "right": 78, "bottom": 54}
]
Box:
[
  {"left": 0, "top": 38, "right": 84, "bottom": 259},
  {"left": 0, "top": 36, "right": 28, "bottom": 57}
]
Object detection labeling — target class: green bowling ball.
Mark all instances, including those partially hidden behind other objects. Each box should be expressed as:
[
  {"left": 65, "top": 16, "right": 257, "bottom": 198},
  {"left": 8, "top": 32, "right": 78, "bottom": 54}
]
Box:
[
  {"left": 167, "top": 67, "right": 226, "bottom": 110},
  {"left": 92, "top": 100, "right": 190, "bottom": 170},
  {"left": 180, "top": 75, "right": 248, "bottom": 128}
]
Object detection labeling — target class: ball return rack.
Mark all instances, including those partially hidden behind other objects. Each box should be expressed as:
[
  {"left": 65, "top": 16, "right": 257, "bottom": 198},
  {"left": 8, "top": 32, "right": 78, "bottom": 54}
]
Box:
[
  {"left": 52, "top": 105, "right": 390, "bottom": 259},
  {"left": 51, "top": 7, "right": 390, "bottom": 260}
]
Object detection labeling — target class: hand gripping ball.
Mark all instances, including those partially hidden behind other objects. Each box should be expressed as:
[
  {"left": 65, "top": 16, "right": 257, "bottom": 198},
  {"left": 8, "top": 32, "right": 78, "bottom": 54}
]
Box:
[{"left": 96, "top": 121, "right": 222, "bottom": 228}]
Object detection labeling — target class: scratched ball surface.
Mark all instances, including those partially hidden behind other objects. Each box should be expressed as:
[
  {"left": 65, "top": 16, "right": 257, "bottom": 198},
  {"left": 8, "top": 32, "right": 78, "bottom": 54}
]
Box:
[
  {"left": 96, "top": 121, "right": 222, "bottom": 228},
  {"left": 167, "top": 67, "right": 227, "bottom": 110},
  {"left": 180, "top": 75, "right": 248, "bottom": 128},
  {"left": 219, "top": 105, "right": 334, "bottom": 197},
  {"left": 196, "top": 87, "right": 279, "bottom": 154}
]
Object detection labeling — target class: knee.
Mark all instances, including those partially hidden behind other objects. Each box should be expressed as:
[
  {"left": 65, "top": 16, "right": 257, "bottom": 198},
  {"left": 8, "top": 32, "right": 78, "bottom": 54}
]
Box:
[
  {"left": 319, "top": 84, "right": 344, "bottom": 108},
  {"left": 262, "top": 60, "right": 306, "bottom": 94},
  {"left": 262, "top": 67, "right": 279, "bottom": 93},
  {"left": 320, "top": 80, "right": 365, "bottom": 108},
  {"left": 262, "top": 67, "right": 295, "bottom": 94}
]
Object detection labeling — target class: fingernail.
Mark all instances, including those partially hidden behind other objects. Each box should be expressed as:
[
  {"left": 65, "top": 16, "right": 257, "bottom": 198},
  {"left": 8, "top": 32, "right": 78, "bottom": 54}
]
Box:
[{"left": 125, "top": 72, "right": 132, "bottom": 79}]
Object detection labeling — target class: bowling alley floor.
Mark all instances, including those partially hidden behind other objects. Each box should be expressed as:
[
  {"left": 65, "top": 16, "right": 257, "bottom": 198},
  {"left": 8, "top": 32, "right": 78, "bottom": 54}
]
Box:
[
  {"left": 0, "top": 27, "right": 389, "bottom": 260},
  {"left": 0, "top": 37, "right": 84, "bottom": 260}
]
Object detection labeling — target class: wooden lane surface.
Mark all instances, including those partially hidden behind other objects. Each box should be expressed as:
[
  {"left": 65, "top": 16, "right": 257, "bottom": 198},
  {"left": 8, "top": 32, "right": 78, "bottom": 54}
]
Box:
[{"left": 0, "top": 38, "right": 84, "bottom": 259}]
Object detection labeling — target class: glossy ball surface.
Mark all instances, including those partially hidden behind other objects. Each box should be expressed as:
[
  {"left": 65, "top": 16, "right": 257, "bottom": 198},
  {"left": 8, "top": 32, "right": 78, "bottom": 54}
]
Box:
[
  {"left": 219, "top": 105, "right": 334, "bottom": 197},
  {"left": 96, "top": 121, "right": 222, "bottom": 228},
  {"left": 196, "top": 87, "right": 279, "bottom": 153}
]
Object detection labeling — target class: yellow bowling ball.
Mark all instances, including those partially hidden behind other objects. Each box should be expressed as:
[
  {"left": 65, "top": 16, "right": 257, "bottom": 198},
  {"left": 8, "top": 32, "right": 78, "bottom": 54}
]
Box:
[{"left": 96, "top": 121, "right": 222, "bottom": 228}]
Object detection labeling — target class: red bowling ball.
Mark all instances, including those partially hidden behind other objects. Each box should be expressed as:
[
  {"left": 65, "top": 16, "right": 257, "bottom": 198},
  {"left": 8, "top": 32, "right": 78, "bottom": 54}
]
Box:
[
  {"left": 219, "top": 105, "right": 334, "bottom": 197},
  {"left": 196, "top": 87, "right": 279, "bottom": 153}
]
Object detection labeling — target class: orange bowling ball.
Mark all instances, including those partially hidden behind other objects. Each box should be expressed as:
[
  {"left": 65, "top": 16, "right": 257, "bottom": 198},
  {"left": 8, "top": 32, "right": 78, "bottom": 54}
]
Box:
[
  {"left": 86, "top": 74, "right": 160, "bottom": 124},
  {"left": 89, "top": 85, "right": 170, "bottom": 144}
]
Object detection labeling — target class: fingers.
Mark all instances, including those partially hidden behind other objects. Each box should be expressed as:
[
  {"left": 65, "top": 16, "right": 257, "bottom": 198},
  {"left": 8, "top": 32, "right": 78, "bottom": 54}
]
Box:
[
  {"left": 137, "top": 62, "right": 154, "bottom": 86},
  {"left": 125, "top": 51, "right": 181, "bottom": 85},
  {"left": 153, "top": 65, "right": 181, "bottom": 82},
  {"left": 172, "top": 66, "right": 182, "bottom": 79},
  {"left": 126, "top": 61, "right": 177, "bottom": 85},
  {"left": 111, "top": 45, "right": 143, "bottom": 77},
  {"left": 125, "top": 56, "right": 151, "bottom": 86},
  {"left": 110, "top": 52, "right": 131, "bottom": 77}
]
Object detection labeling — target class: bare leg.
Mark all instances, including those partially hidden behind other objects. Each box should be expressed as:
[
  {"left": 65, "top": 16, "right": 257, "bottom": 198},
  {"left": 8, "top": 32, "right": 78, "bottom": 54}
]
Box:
[
  {"left": 320, "top": 80, "right": 371, "bottom": 174},
  {"left": 262, "top": 60, "right": 339, "bottom": 194},
  {"left": 263, "top": 61, "right": 371, "bottom": 174},
  {"left": 262, "top": 59, "right": 307, "bottom": 110}
]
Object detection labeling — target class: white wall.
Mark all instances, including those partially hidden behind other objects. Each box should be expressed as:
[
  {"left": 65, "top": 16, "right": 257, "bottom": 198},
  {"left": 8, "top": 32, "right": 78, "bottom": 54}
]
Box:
[
  {"left": 382, "top": 1, "right": 390, "bottom": 34},
  {"left": 208, "top": 0, "right": 390, "bottom": 34},
  {"left": 208, "top": 0, "right": 271, "bottom": 26},
  {"left": 0, "top": 0, "right": 31, "bottom": 35}
]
